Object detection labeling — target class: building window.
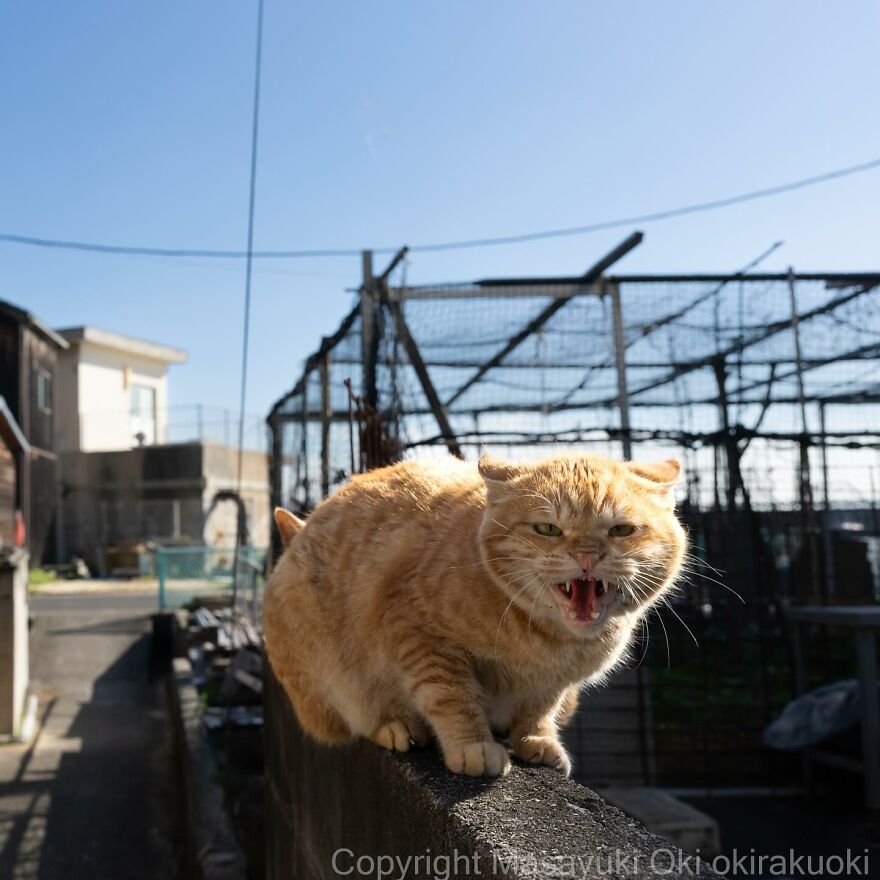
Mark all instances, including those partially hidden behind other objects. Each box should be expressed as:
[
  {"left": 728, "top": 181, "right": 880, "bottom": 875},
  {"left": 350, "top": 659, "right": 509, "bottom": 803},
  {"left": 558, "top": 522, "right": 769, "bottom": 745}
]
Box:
[
  {"left": 131, "top": 384, "right": 157, "bottom": 446},
  {"left": 36, "top": 368, "right": 52, "bottom": 414}
]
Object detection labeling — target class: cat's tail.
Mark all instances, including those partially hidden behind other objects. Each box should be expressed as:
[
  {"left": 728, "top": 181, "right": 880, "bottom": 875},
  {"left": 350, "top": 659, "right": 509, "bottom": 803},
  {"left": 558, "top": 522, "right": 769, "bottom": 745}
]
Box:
[{"left": 274, "top": 507, "right": 305, "bottom": 549}]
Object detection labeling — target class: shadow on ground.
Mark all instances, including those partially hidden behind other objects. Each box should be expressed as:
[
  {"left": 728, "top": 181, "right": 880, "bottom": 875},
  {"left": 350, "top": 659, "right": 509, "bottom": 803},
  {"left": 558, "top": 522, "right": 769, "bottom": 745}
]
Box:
[{"left": 0, "top": 603, "right": 178, "bottom": 880}]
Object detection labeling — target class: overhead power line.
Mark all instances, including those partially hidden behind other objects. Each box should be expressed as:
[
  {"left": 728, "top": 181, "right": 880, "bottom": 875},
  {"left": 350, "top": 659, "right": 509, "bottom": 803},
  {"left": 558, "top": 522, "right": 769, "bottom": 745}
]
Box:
[
  {"left": 235, "top": 0, "right": 264, "bottom": 497},
  {"left": 1, "top": 155, "right": 879, "bottom": 260}
]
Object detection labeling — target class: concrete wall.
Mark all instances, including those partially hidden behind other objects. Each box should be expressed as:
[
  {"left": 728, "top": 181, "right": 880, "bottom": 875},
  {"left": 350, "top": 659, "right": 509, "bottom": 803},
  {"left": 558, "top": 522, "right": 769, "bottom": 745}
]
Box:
[
  {"left": 202, "top": 444, "right": 270, "bottom": 549},
  {"left": 59, "top": 442, "right": 270, "bottom": 568},
  {"left": 0, "top": 550, "right": 29, "bottom": 737},
  {"left": 263, "top": 664, "right": 712, "bottom": 880},
  {"left": 58, "top": 341, "right": 170, "bottom": 452}
]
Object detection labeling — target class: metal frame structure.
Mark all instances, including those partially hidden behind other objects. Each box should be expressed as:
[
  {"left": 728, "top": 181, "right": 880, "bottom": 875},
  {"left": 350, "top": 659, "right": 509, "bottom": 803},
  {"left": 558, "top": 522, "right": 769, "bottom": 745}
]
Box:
[{"left": 267, "top": 241, "right": 880, "bottom": 789}]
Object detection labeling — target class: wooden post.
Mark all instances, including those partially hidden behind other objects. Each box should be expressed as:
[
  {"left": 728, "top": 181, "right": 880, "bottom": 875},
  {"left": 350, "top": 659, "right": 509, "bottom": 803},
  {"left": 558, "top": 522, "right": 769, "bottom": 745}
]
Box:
[
  {"left": 300, "top": 378, "right": 310, "bottom": 508},
  {"left": 788, "top": 269, "right": 814, "bottom": 507},
  {"left": 788, "top": 269, "right": 822, "bottom": 601},
  {"left": 360, "top": 250, "right": 378, "bottom": 410},
  {"left": 388, "top": 299, "right": 463, "bottom": 459},
  {"left": 819, "top": 401, "right": 836, "bottom": 598},
  {"left": 609, "top": 281, "right": 632, "bottom": 460},
  {"left": 712, "top": 356, "right": 746, "bottom": 511},
  {"left": 268, "top": 415, "right": 283, "bottom": 561},
  {"left": 320, "top": 351, "right": 331, "bottom": 498},
  {"left": 819, "top": 401, "right": 830, "bottom": 512}
]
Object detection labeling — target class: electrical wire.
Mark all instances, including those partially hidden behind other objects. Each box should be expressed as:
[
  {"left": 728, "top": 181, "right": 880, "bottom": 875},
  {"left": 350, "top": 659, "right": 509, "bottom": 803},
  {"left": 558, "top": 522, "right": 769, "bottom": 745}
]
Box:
[
  {"left": 1, "top": 156, "right": 879, "bottom": 260},
  {"left": 236, "top": 0, "right": 264, "bottom": 494}
]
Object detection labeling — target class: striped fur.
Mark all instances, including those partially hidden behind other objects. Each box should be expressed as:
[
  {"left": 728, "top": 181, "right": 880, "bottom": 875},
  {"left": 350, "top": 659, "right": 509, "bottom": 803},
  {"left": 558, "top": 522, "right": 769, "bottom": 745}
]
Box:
[{"left": 263, "top": 452, "right": 685, "bottom": 777}]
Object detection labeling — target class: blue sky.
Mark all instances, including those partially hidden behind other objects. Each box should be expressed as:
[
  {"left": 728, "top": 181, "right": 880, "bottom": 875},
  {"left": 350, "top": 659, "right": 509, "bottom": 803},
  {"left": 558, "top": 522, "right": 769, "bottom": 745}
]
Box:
[{"left": 2, "top": 1, "right": 879, "bottom": 425}]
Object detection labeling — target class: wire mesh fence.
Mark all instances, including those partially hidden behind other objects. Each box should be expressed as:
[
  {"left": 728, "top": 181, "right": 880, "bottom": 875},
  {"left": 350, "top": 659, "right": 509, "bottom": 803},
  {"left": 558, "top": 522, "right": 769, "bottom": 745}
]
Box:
[
  {"left": 155, "top": 545, "right": 267, "bottom": 617},
  {"left": 267, "top": 248, "right": 880, "bottom": 789}
]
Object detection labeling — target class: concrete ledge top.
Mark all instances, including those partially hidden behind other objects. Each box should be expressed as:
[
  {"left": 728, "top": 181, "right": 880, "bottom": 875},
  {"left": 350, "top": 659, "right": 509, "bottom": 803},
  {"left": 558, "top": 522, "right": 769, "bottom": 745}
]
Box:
[
  {"left": 366, "top": 746, "right": 714, "bottom": 880},
  {"left": 264, "top": 664, "right": 718, "bottom": 880}
]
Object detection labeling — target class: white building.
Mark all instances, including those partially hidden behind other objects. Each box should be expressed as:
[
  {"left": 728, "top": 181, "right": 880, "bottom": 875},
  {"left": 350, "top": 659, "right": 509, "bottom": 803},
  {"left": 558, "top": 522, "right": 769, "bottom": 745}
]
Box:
[{"left": 55, "top": 326, "right": 187, "bottom": 452}]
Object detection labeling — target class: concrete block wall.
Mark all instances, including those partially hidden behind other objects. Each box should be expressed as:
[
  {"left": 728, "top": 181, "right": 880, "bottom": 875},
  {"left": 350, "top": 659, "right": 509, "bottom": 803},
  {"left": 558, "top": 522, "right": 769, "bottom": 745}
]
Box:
[
  {"left": 0, "top": 550, "right": 29, "bottom": 737},
  {"left": 263, "top": 664, "right": 713, "bottom": 880}
]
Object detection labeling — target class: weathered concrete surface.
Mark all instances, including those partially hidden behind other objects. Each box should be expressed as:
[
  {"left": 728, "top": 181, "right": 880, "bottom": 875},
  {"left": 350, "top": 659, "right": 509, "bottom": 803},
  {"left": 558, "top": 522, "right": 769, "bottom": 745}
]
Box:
[
  {"left": 597, "top": 788, "right": 721, "bottom": 856},
  {"left": 169, "top": 656, "right": 246, "bottom": 880},
  {"left": 0, "top": 593, "right": 177, "bottom": 879},
  {"left": 0, "top": 550, "right": 29, "bottom": 737},
  {"left": 264, "top": 664, "right": 718, "bottom": 880}
]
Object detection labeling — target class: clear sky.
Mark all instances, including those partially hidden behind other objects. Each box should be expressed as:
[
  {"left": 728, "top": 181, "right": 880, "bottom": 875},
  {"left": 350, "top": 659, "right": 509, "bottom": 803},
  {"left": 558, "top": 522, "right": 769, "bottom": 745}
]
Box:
[{"left": 2, "top": 1, "right": 879, "bottom": 426}]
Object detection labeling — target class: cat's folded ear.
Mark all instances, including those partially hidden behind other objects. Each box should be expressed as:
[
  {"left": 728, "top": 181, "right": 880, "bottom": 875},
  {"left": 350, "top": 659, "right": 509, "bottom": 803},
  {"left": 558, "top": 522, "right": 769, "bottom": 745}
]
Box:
[
  {"left": 478, "top": 453, "right": 519, "bottom": 499},
  {"left": 625, "top": 459, "right": 681, "bottom": 509},
  {"left": 478, "top": 453, "right": 518, "bottom": 483},
  {"left": 274, "top": 507, "right": 304, "bottom": 548}
]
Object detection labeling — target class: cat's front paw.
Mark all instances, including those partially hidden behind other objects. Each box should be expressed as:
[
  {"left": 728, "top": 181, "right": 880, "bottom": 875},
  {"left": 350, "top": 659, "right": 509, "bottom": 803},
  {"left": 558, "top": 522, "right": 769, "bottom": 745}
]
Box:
[
  {"left": 371, "top": 717, "right": 431, "bottom": 752},
  {"left": 443, "top": 740, "right": 511, "bottom": 777},
  {"left": 513, "top": 735, "right": 572, "bottom": 777}
]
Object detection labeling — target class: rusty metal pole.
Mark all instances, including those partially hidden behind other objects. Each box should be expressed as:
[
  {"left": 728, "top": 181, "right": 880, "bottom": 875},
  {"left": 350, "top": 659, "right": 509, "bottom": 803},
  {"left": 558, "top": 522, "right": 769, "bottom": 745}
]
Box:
[
  {"left": 320, "top": 350, "right": 331, "bottom": 498},
  {"left": 788, "top": 268, "right": 822, "bottom": 601},
  {"left": 818, "top": 400, "right": 836, "bottom": 599},
  {"left": 609, "top": 281, "right": 632, "bottom": 460},
  {"left": 361, "top": 250, "right": 378, "bottom": 410}
]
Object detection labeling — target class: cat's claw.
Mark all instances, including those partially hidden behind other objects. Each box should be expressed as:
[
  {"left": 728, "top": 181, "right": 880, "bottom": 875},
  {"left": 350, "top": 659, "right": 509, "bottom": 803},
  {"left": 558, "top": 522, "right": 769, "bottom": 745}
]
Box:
[
  {"left": 444, "top": 740, "right": 511, "bottom": 777},
  {"left": 513, "top": 735, "right": 572, "bottom": 777},
  {"left": 371, "top": 718, "right": 431, "bottom": 752}
]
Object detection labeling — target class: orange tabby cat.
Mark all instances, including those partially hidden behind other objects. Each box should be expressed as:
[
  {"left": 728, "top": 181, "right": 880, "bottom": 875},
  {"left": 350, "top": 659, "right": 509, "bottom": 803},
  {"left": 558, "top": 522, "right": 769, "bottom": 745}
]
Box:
[{"left": 263, "top": 452, "right": 686, "bottom": 777}]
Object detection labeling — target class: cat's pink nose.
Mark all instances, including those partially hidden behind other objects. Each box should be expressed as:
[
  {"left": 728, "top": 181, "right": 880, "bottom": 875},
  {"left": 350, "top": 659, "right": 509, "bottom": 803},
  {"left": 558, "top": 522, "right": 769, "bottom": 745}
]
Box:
[{"left": 576, "top": 551, "right": 601, "bottom": 575}]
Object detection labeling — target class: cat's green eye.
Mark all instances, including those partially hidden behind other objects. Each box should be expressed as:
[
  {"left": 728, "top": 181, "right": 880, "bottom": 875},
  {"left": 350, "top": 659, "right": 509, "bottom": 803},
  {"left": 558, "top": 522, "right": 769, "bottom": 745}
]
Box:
[
  {"left": 533, "top": 522, "right": 563, "bottom": 537},
  {"left": 609, "top": 523, "right": 636, "bottom": 537}
]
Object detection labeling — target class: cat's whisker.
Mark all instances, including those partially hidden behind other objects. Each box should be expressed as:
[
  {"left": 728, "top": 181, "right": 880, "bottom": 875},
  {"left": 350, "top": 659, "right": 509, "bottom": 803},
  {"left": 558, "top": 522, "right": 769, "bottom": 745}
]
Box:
[
  {"left": 503, "top": 570, "right": 541, "bottom": 587},
  {"left": 653, "top": 605, "right": 671, "bottom": 668},
  {"left": 451, "top": 555, "right": 528, "bottom": 571},
  {"left": 677, "top": 567, "right": 744, "bottom": 603},
  {"left": 489, "top": 519, "right": 543, "bottom": 555},
  {"left": 526, "top": 581, "right": 554, "bottom": 642},
  {"left": 661, "top": 597, "right": 700, "bottom": 648},
  {"left": 682, "top": 552, "right": 725, "bottom": 576},
  {"left": 493, "top": 576, "right": 537, "bottom": 657},
  {"left": 630, "top": 615, "right": 651, "bottom": 671}
]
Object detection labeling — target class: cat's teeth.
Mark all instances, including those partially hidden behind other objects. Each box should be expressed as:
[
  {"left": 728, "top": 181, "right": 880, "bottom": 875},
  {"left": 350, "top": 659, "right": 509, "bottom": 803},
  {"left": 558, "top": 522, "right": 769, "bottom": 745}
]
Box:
[{"left": 590, "top": 610, "right": 600, "bottom": 620}]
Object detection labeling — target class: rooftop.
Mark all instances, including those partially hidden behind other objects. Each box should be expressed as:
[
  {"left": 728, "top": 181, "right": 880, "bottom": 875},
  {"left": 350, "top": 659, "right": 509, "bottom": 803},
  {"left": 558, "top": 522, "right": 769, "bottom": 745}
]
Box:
[
  {"left": 0, "top": 298, "right": 69, "bottom": 349},
  {"left": 56, "top": 326, "right": 187, "bottom": 364}
]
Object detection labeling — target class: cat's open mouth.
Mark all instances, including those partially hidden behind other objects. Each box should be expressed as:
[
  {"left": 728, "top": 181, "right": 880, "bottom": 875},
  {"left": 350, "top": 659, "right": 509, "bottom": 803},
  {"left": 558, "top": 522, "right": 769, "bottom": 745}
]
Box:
[{"left": 555, "top": 578, "right": 614, "bottom": 625}]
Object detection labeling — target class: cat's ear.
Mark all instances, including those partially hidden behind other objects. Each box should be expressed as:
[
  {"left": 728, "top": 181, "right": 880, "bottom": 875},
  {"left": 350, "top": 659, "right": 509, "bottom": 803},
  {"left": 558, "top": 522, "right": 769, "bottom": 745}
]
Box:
[
  {"left": 274, "top": 507, "right": 304, "bottom": 548},
  {"left": 478, "top": 453, "right": 518, "bottom": 499},
  {"left": 626, "top": 459, "right": 681, "bottom": 509},
  {"left": 478, "top": 453, "right": 518, "bottom": 483}
]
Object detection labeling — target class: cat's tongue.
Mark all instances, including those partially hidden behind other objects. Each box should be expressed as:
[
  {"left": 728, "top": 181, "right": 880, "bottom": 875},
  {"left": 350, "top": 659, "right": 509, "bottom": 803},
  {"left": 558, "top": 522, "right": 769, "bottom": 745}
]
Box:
[{"left": 571, "top": 578, "right": 599, "bottom": 620}]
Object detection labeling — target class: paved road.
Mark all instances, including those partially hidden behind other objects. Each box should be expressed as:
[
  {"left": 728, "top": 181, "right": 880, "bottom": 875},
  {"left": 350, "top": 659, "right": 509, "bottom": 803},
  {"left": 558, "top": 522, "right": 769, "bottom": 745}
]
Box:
[{"left": 0, "top": 592, "right": 177, "bottom": 879}]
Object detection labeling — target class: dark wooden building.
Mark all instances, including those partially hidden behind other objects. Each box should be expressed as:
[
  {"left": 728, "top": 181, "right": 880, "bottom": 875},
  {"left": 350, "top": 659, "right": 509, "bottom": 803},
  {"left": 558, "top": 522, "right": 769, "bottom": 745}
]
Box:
[{"left": 0, "top": 300, "right": 68, "bottom": 563}]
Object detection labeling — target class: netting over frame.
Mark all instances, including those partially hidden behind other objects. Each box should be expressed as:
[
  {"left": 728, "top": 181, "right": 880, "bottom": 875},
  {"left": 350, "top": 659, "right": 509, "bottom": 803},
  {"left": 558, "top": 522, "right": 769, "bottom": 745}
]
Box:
[{"left": 269, "top": 273, "right": 880, "bottom": 512}]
